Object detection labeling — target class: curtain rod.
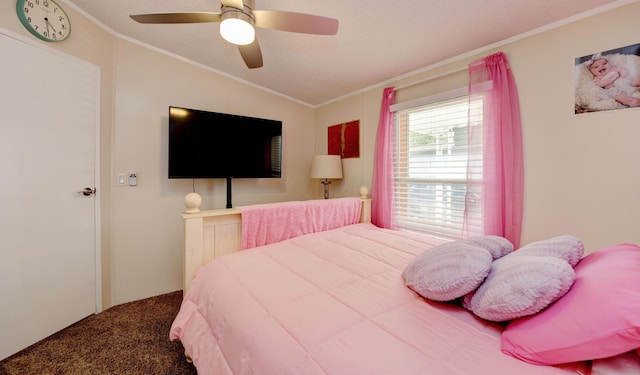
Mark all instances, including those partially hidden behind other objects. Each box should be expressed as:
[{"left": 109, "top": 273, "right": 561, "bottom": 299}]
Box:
[{"left": 394, "top": 66, "right": 467, "bottom": 91}]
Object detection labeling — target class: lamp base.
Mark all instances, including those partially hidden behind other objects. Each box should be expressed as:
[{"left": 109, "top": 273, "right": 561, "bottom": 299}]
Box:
[{"left": 320, "top": 179, "right": 332, "bottom": 199}]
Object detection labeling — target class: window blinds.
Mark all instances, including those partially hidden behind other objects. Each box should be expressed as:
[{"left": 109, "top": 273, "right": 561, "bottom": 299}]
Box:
[{"left": 394, "top": 95, "right": 483, "bottom": 239}]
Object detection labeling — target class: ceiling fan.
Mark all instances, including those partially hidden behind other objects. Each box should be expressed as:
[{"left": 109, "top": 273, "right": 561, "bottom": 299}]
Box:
[{"left": 130, "top": 0, "right": 339, "bottom": 69}]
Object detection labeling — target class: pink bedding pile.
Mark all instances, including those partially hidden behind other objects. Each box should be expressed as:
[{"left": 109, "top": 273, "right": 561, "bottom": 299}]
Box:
[
  {"left": 239, "top": 197, "right": 361, "bottom": 249},
  {"left": 170, "top": 223, "right": 588, "bottom": 375}
]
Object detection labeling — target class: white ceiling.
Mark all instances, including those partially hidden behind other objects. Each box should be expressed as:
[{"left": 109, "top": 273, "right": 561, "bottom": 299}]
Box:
[{"left": 65, "top": 0, "right": 624, "bottom": 106}]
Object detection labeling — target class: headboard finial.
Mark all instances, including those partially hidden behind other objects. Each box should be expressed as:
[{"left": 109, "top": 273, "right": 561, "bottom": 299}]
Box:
[{"left": 358, "top": 186, "right": 369, "bottom": 199}]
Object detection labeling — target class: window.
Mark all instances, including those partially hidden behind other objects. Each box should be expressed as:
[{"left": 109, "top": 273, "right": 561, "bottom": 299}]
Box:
[{"left": 394, "top": 93, "right": 483, "bottom": 239}]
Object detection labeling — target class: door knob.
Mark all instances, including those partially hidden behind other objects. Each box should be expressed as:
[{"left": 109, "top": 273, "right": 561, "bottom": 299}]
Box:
[{"left": 79, "top": 187, "right": 96, "bottom": 196}]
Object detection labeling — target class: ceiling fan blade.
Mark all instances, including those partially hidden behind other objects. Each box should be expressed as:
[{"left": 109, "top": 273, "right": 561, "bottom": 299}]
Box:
[
  {"left": 253, "top": 10, "right": 338, "bottom": 35},
  {"left": 238, "top": 39, "right": 263, "bottom": 69},
  {"left": 130, "top": 12, "right": 221, "bottom": 24},
  {"left": 220, "top": 0, "right": 245, "bottom": 10}
]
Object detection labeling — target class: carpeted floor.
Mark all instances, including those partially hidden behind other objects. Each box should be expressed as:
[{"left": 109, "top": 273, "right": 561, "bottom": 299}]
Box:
[{"left": 0, "top": 291, "right": 197, "bottom": 375}]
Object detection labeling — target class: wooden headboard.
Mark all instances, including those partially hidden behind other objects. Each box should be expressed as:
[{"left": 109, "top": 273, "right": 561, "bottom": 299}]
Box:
[{"left": 180, "top": 197, "right": 372, "bottom": 293}]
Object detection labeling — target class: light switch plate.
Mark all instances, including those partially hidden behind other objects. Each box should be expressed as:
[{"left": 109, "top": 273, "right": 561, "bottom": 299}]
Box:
[{"left": 129, "top": 172, "right": 137, "bottom": 186}]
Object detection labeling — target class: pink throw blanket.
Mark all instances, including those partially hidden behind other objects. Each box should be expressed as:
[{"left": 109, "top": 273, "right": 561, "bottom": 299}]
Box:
[{"left": 239, "top": 197, "right": 361, "bottom": 249}]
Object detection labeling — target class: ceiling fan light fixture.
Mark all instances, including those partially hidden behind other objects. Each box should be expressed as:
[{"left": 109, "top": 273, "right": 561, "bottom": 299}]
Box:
[{"left": 220, "top": 9, "right": 255, "bottom": 45}]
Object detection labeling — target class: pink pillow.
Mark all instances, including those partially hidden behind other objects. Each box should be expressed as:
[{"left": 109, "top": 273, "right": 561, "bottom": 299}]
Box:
[{"left": 501, "top": 243, "right": 640, "bottom": 365}]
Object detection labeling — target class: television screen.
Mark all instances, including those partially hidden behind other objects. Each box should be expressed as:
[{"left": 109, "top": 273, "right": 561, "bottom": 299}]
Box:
[{"left": 168, "top": 106, "right": 282, "bottom": 179}]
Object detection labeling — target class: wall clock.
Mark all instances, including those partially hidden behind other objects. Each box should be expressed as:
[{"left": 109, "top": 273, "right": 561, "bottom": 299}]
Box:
[{"left": 16, "top": 0, "right": 71, "bottom": 42}]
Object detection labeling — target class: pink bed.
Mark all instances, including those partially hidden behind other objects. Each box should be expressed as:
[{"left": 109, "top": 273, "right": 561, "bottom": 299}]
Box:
[{"left": 170, "top": 223, "right": 589, "bottom": 374}]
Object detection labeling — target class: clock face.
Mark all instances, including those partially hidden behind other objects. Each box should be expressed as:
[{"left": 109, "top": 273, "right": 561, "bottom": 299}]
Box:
[{"left": 16, "top": 0, "right": 71, "bottom": 42}]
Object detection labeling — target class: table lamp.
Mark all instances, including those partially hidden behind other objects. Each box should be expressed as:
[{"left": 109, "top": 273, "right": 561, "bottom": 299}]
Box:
[{"left": 310, "top": 155, "right": 343, "bottom": 199}]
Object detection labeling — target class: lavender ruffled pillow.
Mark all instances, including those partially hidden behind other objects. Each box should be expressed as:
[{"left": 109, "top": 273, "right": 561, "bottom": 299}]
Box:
[
  {"left": 514, "top": 235, "right": 584, "bottom": 266},
  {"left": 462, "top": 255, "right": 575, "bottom": 321},
  {"left": 462, "top": 235, "right": 514, "bottom": 260},
  {"left": 403, "top": 242, "right": 493, "bottom": 301},
  {"left": 462, "top": 235, "right": 584, "bottom": 322}
]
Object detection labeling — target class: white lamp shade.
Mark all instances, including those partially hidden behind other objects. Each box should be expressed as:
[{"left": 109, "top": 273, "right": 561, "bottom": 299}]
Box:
[{"left": 310, "top": 155, "right": 343, "bottom": 179}]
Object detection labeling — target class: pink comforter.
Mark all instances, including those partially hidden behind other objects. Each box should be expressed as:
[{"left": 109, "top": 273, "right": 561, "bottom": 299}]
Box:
[{"left": 170, "top": 223, "right": 587, "bottom": 374}]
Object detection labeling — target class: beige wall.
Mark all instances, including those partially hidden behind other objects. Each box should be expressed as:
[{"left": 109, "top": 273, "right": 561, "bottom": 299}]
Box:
[
  {"left": 1, "top": 1, "right": 314, "bottom": 307},
  {"left": 512, "top": 4, "right": 639, "bottom": 252},
  {"left": 110, "top": 39, "right": 315, "bottom": 304},
  {"left": 316, "top": 1, "right": 640, "bottom": 254},
  {"left": 3, "top": 1, "right": 639, "bottom": 308}
]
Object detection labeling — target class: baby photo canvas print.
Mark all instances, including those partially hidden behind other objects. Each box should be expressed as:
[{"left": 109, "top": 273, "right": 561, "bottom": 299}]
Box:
[{"left": 574, "top": 42, "right": 640, "bottom": 114}]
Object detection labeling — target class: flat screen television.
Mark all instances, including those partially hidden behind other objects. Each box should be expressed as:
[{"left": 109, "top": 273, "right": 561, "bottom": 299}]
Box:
[{"left": 168, "top": 106, "right": 282, "bottom": 179}]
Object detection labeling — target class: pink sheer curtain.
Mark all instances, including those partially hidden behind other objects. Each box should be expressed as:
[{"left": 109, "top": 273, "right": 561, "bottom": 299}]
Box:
[
  {"left": 371, "top": 87, "right": 396, "bottom": 229},
  {"left": 466, "top": 52, "right": 524, "bottom": 247}
]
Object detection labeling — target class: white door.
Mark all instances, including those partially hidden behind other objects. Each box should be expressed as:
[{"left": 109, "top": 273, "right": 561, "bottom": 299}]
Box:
[{"left": 0, "top": 32, "right": 99, "bottom": 360}]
